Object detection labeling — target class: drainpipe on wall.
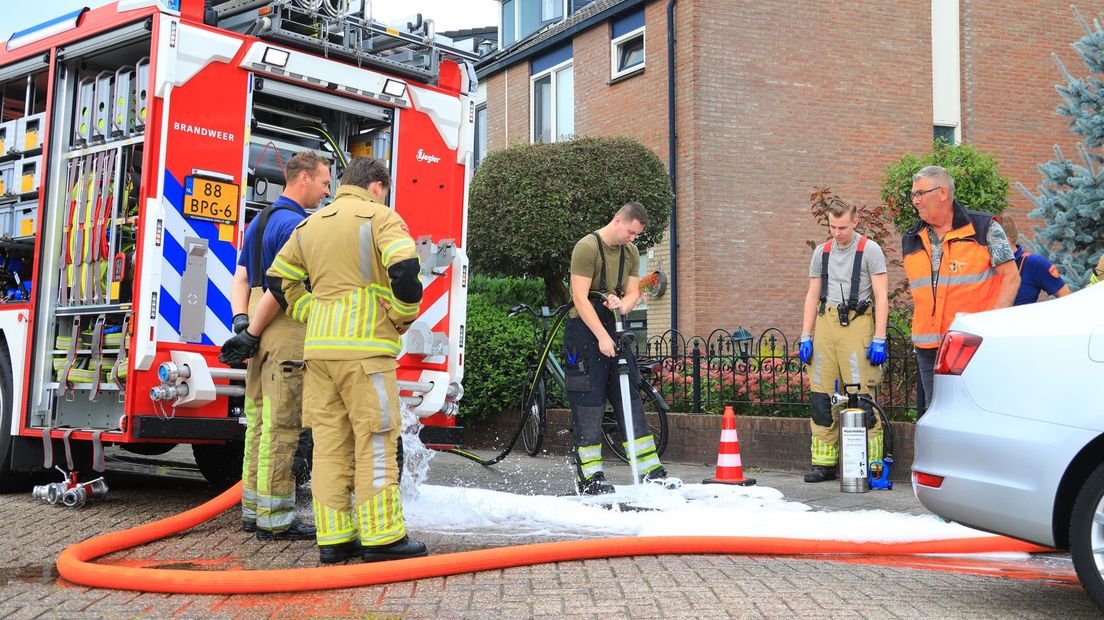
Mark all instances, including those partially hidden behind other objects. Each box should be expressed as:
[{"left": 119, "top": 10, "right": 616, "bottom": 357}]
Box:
[{"left": 666, "top": 0, "right": 679, "bottom": 333}]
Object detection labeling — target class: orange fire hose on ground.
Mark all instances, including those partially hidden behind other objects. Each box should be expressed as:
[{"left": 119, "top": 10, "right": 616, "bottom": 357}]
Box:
[{"left": 56, "top": 481, "right": 1052, "bottom": 594}]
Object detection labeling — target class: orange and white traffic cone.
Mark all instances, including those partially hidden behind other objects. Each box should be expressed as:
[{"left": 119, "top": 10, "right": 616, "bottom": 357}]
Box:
[{"left": 703, "top": 405, "right": 756, "bottom": 486}]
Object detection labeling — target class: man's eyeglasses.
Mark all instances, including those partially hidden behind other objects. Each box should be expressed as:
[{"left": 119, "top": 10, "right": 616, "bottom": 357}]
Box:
[{"left": 910, "top": 187, "right": 943, "bottom": 201}]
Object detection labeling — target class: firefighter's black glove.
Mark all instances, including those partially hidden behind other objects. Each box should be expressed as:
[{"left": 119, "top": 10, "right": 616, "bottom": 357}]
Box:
[
  {"left": 219, "top": 329, "right": 260, "bottom": 365},
  {"left": 232, "top": 313, "right": 250, "bottom": 334}
]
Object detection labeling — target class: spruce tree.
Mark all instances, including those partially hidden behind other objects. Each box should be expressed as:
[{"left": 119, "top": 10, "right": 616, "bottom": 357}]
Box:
[{"left": 1017, "top": 8, "right": 1104, "bottom": 290}]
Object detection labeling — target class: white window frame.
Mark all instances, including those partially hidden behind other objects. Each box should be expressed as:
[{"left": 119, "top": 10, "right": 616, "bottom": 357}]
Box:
[
  {"left": 610, "top": 25, "right": 645, "bottom": 80},
  {"left": 541, "top": 0, "right": 567, "bottom": 24},
  {"left": 500, "top": 0, "right": 519, "bottom": 49},
  {"left": 931, "top": 0, "right": 961, "bottom": 144},
  {"left": 933, "top": 123, "right": 958, "bottom": 146},
  {"left": 501, "top": 0, "right": 569, "bottom": 48},
  {"left": 474, "top": 102, "right": 488, "bottom": 169},
  {"left": 530, "top": 58, "right": 573, "bottom": 143}
]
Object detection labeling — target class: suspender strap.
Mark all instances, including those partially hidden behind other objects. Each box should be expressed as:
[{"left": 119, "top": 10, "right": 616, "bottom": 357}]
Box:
[
  {"left": 848, "top": 236, "right": 868, "bottom": 310},
  {"left": 819, "top": 237, "right": 868, "bottom": 313},
  {"left": 590, "top": 232, "right": 627, "bottom": 297},
  {"left": 249, "top": 204, "right": 294, "bottom": 289},
  {"left": 616, "top": 244, "right": 625, "bottom": 297},
  {"left": 818, "top": 240, "right": 832, "bottom": 315}
]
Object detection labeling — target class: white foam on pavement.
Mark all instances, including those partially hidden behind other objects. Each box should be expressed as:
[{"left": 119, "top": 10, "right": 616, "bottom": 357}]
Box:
[
  {"left": 398, "top": 409, "right": 988, "bottom": 545},
  {"left": 404, "top": 480, "right": 990, "bottom": 544}
]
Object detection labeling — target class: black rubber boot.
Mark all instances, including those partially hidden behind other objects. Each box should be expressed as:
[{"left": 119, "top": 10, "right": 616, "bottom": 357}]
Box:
[
  {"left": 242, "top": 521, "right": 257, "bottom": 533},
  {"left": 641, "top": 466, "right": 684, "bottom": 489},
  {"left": 361, "top": 536, "right": 429, "bottom": 562},
  {"left": 319, "top": 541, "right": 360, "bottom": 564},
  {"left": 804, "top": 465, "right": 838, "bottom": 483},
  {"left": 256, "top": 518, "right": 317, "bottom": 541},
  {"left": 577, "top": 471, "right": 616, "bottom": 495}
]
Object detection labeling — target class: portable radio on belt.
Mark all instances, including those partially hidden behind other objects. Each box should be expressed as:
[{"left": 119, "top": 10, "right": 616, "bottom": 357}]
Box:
[{"left": 819, "top": 236, "right": 871, "bottom": 326}]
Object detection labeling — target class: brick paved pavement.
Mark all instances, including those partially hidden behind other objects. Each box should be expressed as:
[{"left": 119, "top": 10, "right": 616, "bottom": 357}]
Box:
[{"left": 0, "top": 448, "right": 1098, "bottom": 618}]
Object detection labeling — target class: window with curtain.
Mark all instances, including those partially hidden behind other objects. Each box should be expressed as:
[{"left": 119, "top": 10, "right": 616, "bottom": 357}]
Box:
[{"left": 531, "top": 61, "right": 573, "bottom": 143}]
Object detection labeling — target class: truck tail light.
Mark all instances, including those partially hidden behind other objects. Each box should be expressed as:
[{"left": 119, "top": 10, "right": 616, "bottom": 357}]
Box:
[{"left": 935, "top": 331, "right": 983, "bottom": 375}]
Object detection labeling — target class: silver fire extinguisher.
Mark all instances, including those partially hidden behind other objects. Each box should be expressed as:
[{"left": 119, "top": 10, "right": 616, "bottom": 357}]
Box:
[{"left": 836, "top": 384, "right": 869, "bottom": 494}]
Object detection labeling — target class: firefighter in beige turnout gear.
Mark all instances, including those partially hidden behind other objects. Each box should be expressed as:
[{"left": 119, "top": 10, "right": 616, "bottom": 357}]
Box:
[
  {"left": 267, "top": 157, "right": 427, "bottom": 564},
  {"left": 799, "top": 198, "right": 889, "bottom": 483},
  {"left": 220, "top": 151, "right": 331, "bottom": 540}
]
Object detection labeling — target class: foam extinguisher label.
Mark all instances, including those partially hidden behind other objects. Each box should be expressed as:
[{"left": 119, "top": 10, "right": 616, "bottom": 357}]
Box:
[{"left": 841, "top": 427, "right": 868, "bottom": 479}]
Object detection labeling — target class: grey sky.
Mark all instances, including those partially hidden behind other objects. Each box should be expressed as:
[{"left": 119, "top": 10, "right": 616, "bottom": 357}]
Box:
[{"left": 3, "top": 1, "right": 498, "bottom": 42}]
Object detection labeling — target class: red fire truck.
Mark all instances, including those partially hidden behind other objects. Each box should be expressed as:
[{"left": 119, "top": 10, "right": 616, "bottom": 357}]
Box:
[{"left": 0, "top": 0, "right": 473, "bottom": 488}]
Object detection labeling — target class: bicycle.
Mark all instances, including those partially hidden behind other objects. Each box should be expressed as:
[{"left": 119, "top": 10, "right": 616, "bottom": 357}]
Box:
[
  {"left": 511, "top": 302, "right": 669, "bottom": 463},
  {"left": 443, "top": 302, "right": 571, "bottom": 467},
  {"left": 446, "top": 301, "right": 670, "bottom": 467},
  {"left": 516, "top": 303, "right": 567, "bottom": 456}
]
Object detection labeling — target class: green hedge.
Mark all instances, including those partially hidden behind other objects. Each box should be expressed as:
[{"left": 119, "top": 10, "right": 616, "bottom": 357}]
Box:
[
  {"left": 459, "top": 276, "right": 547, "bottom": 422},
  {"left": 881, "top": 141, "right": 1009, "bottom": 234},
  {"left": 468, "top": 136, "right": 673, "bottom": 303}
]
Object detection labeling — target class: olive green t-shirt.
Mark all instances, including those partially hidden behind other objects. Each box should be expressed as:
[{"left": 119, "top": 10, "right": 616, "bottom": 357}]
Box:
[{"left": 570, "top": 232, "right": 640, "bottom": 299}]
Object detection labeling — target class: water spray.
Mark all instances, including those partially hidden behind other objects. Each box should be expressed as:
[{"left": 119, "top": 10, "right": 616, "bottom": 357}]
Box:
[{"left": 611, "top": 303, "right": 641, "bottom": 488}]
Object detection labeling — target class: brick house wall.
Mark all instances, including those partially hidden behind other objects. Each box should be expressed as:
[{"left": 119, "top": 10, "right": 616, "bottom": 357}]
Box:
[
  {"left": 477, "top": 0, "right": 1085, "bottom": 338},
  {"left": 679, "top": 1, "right": 932, "bottom": 337},
  {"left": 961, "top": 0, "right": 1083, "bottom": 230}
]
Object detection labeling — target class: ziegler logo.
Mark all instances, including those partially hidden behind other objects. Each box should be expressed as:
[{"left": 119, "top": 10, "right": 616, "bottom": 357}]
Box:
[{"left": 416, "top": 149, "right": 441, "bottom": 164}]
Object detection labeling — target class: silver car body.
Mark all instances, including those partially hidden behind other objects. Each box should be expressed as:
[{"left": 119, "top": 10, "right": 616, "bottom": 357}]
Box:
[{"left": 913, "top": 282, "right": 1104, "bottom": 547}]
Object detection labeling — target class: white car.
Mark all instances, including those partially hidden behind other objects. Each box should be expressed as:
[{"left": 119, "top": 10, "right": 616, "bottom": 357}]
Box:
[{"left": 912, "top": 282, "right": 1104, "bottom": 611}]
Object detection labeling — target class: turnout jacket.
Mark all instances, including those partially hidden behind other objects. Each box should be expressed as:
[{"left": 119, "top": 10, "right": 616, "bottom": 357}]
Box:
[
  {"left": 267, "top": 185, "right": 421, "bottom": 364},
  {"left": 902, "top": 200, "right": 1001, "bottom": 349}
]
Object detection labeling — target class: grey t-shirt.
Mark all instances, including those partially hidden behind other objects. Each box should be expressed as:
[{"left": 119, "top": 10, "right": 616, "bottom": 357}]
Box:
[{"left": 808, "top": 235, "right": 888, "bottom": 306}]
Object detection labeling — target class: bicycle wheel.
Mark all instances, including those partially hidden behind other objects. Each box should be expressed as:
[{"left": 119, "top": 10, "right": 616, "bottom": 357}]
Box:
[
  {"left": 602, "top": 380, "right": 669, "bottom": 464},
  {"left": 520, "top": 370, "right": 547, "bottom": 456}
]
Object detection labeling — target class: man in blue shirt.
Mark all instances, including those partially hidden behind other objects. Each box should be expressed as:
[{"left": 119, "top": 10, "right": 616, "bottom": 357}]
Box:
[
  {"left": 220, "top": 151, "right": 332, "bottom": 540},
  {"left": 1002, "top": 217, "right": 1070, "bottom": 306}
]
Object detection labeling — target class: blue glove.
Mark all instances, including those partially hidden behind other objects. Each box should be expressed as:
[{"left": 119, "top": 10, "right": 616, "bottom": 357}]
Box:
[
  {"left": 866, "top": 337, "right": 887, "bottom": 366},
  {"left": 798, "top": 335, "right": 813, "bottom": 364}
]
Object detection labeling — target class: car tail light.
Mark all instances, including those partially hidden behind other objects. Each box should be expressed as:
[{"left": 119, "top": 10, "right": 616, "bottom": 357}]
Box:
[
  {"left": 913, "top": 471, "right": 944, "bottom": 488},
  {"left": 934, "top": 331, "right": 983, "bottom": 375}
]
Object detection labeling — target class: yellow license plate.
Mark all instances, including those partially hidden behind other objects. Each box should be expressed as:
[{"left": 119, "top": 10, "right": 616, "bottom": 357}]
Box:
[{"left": 184, "top": 176, "right": 239, "bottom": 224}]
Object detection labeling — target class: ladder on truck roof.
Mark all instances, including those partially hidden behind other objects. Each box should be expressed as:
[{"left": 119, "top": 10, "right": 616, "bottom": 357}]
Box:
[{"left": 207, "top": 0, "right": 480, "bottom": 84}]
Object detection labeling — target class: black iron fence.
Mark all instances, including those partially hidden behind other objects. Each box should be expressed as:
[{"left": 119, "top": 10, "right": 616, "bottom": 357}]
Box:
[{"left": 633, "top": 327, "right": 918, "bottom": 420}]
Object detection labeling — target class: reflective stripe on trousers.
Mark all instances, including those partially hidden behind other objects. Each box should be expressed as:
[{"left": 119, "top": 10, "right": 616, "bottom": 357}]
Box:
[
  {"left": 624, "top": 435, "right": 661, "bottom": 476},
  {"left": 241, "top": 386, "right": 259, "bottom": 524},
  {"left": 576, "top": 443, "right": 603, "bottom": 479},
  {"left": 359, "top": 486, "right": 406, "bottom": 546},
  {"left": 313, "top": 502, "right": 357, "bottom": 546}
]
